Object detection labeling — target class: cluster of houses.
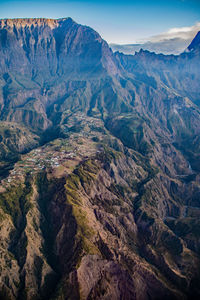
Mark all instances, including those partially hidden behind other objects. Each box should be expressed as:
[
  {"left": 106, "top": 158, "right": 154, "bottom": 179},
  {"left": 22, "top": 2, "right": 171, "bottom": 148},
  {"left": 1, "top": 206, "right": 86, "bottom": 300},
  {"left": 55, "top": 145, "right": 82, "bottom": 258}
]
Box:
[
  {"left": 0, "top": 147, "right": 78, "bottom": 188},
  {"left": 0, "top": 113, "right": 106, "bottom": 190}
]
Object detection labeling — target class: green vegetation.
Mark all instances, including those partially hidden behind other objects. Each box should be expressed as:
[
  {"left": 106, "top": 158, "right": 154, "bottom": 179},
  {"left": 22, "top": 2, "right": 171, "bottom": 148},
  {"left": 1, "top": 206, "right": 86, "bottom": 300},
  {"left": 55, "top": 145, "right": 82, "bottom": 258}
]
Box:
[
  {"left": 73, "top": 159, "right": 100, "bottom": 190},
  {"left": 108, "top": 183, "right": 130, "bottom": 199},
  {"left": 65, "top": 162, "right": 101, "bottom": 258},
  {"left": 105, "top": 115, "right": 152, "bottom": 155},
  {"left": 0, "top": 122, "right": 39, "bottom": 181},
  {"left": 35, "top": 172, "right": 59, "bottom": 267},
  {"left": 97, "top": 146, "right": 121, "bottom": 165},
  {"left": 0, "top": 174, "right": 33, "bottom": 227},
  {"left": 65, "top": 173, "right": 81, "bottom": 205}
]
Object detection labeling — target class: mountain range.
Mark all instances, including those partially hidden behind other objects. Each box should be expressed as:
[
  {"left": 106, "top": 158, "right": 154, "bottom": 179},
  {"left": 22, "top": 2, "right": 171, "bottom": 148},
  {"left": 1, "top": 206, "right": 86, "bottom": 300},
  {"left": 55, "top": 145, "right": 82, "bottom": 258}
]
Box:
[
  {"left": 0, "top": 18, "right": 200, "bottom": 300},
  {"left": 110, "top": 37, "right": 191, "bottom": 55},
  {"left": 110, "top": 27, "right": 200, "bottom": 55}
]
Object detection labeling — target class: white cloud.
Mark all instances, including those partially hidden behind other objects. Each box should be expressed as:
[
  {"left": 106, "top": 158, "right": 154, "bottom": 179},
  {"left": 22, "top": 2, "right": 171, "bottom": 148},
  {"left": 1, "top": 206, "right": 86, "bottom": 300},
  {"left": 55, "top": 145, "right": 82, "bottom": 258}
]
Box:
[
  {"left": 110, "top": 21, "right": 200, "bottom": 55},
  {"left": 141, "top": 22, "right": 200, "bottom": 43}
]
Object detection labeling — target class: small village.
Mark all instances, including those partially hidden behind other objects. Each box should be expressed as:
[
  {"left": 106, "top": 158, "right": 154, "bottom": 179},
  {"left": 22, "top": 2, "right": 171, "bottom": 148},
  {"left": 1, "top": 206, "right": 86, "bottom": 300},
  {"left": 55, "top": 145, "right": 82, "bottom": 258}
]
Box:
[
  {"left": 0, "top": 137, "right": 104, "bottom": 190},
  {"left": 0, "top": 113, "right": 107, "bottom": 190}
]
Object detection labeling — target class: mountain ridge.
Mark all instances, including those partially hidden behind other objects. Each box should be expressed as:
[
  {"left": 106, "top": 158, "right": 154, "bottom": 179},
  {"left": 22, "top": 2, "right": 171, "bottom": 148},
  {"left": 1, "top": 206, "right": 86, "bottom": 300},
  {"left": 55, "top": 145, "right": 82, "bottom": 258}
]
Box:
[{"left": 0, "top": 18, "right": 200, "bottom": 300}]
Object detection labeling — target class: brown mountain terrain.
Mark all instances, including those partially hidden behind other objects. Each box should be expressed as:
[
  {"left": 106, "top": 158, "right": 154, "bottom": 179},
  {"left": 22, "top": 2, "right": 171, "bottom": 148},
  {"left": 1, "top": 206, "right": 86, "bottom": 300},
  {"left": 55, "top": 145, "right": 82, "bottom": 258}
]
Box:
[{"left": 0, "top": 18, "right": 200, "bottom": 300}]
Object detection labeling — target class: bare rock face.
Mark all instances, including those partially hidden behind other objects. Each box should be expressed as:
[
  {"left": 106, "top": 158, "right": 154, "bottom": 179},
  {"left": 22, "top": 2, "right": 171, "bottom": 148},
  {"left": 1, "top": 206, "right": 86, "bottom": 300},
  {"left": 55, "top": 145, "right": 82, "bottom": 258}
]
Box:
[
  {"left": 0, "top": 18, "right": 118, "bottom": 79},
  {"left": 0, "top": 18, "right": 122, "bottom": 135},
  {"left": 77, "top": 255, "right": 178, "bottom": 300},
  {"left": 77, "top": 255, "right": 136, "bottom": 300}
]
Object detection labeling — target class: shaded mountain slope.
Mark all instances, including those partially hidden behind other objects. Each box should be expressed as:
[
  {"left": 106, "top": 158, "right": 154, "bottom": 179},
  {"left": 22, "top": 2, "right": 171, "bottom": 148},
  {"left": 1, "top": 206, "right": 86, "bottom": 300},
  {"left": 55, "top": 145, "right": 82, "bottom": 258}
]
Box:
[
  {"left": 187, "top": 31, "right": 200, "bottom": 52},
  {"left": 115, "top": 32, "right": 200, "bottom": 106},
  {"left": 0, "top": 18, "right": 118, "bottom": 79}
]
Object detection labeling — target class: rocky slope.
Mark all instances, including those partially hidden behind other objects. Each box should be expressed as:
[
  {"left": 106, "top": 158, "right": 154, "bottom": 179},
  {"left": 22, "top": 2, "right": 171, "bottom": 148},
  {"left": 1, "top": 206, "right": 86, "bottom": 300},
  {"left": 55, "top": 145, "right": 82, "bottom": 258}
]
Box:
[
  {"left": 115, "top": 32, "right": 200, "bottom": 106},
  {"left": 0, "top": 18, "right": 200, "bottom": 300},
  {"left": 0, "top": 120, "right": 200, "bottom": 300}
]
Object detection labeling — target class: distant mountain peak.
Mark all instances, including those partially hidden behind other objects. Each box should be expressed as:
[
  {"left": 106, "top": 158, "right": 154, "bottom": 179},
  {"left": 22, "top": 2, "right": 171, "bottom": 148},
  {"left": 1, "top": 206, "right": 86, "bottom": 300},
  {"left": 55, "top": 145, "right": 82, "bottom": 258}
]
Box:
[
  {"left": 0, "top": 17, "right": 76, "bottom": 29},
  {"left": 0, "top": 17, "right": 119, "bottom": 77},
  {"left": 187, "top": 31, "right": 200, "bottom": 52}
]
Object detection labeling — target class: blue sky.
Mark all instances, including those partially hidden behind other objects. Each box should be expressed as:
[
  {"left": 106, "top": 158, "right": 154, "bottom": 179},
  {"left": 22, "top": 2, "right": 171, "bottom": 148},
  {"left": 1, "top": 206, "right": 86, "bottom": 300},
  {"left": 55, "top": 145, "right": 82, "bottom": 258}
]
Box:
[{"left": 0, "top": 0, "right": 199, "bottom": 43}]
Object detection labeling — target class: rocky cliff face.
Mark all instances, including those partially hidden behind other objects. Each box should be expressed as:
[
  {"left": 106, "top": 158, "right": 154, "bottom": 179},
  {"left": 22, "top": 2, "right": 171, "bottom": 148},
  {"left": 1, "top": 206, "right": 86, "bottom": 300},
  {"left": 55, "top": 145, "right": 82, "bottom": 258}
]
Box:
[
  {"left": 0, "top": 18, "right": 200, "bottom": 300},
  {"left": 115, "top": 31, "right": 200, "bottom": 106},
  {"left": 0, "top": 18, "right": 118, "bottom": 78},
  {"left": 0, "top": 18, "right": 119, "bottom": 133}
]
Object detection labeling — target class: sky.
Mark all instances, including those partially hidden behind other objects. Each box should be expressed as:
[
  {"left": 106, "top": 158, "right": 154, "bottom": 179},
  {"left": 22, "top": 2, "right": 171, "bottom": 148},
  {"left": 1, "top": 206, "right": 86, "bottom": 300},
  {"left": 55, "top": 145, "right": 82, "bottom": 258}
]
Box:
[{"left": 0, "top": 0, "right": 200, "bottom": 44}]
